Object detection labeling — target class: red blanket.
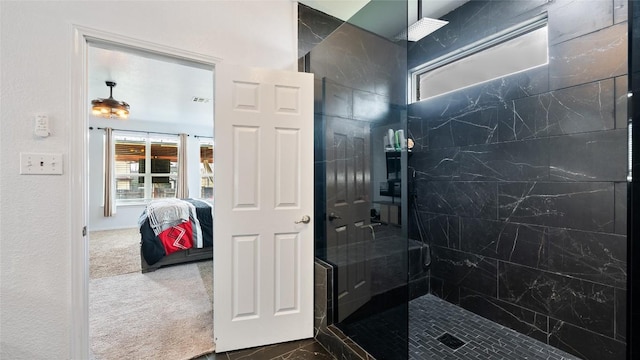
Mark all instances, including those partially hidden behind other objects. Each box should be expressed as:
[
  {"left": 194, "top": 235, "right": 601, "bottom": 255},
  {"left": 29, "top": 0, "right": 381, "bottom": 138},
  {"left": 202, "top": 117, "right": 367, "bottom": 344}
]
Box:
[{"left": 157, "top": 221, "right": 193, "bottom": 255}]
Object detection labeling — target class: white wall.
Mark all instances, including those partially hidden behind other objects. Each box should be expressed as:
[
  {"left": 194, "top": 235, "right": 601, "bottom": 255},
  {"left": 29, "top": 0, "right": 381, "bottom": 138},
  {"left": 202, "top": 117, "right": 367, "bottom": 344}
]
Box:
[{"left": 0, "top": 1, "right": 297, "bottom": 358}]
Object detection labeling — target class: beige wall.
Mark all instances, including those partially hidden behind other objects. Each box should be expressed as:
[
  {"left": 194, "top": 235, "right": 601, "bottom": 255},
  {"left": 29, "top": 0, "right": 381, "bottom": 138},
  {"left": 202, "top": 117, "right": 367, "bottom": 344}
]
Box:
[{"left": 0, "top": 1, "right": 297, "bottom": 358}]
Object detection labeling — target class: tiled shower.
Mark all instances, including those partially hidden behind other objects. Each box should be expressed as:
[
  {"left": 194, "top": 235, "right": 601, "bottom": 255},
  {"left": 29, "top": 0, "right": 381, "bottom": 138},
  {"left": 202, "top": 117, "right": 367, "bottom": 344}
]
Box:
[{"left": 300, "top": 1, "right": 632, "bottom": 359}]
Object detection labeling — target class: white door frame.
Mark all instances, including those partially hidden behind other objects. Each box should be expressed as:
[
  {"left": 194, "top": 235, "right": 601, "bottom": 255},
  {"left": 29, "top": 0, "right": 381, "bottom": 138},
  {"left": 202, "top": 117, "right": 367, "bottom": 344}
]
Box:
[{"left": 69, "top": 25, "right": 222, "bottom": 359}]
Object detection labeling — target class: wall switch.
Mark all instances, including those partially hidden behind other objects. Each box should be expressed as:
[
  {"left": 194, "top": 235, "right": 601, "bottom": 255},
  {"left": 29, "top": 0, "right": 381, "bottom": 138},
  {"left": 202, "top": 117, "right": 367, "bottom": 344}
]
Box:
[{"left": 20, "top": 152, "right": 63, "bottom": 175}]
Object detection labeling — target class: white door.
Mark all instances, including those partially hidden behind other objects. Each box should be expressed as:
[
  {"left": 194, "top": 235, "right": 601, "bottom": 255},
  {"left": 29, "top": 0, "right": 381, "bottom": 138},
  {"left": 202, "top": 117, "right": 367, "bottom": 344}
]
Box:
[{"left": 213, "top": 63, "right": 315, "bottom": 352}]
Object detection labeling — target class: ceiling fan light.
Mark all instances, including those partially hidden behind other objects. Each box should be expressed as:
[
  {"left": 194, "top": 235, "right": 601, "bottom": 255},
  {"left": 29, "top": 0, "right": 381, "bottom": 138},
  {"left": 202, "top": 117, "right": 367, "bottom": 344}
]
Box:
[{"left": 91, "top": 81, "right": 130, "bottom": 119}]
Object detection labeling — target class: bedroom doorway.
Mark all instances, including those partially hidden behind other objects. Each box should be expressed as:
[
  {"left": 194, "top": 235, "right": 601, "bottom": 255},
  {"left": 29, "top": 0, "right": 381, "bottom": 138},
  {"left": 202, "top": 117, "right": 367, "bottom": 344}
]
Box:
[{"left": 85, "top": 39, "right": 216, "bottom": 360}]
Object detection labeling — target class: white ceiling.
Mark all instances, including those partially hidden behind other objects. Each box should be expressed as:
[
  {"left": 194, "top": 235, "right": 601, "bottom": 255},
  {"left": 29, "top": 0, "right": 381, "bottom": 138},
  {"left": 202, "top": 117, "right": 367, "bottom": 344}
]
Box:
[
  {"left": 87, "top": 1, "right": 467, "bottom": 129},
  {"left": 88, "top": 44, "right": 214, "bottom": 128}
]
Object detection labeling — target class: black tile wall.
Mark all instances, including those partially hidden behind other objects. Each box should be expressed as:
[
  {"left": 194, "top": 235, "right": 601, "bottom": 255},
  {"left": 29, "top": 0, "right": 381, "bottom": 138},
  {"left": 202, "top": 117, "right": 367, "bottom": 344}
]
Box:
[
  {"left": 431, "top": 247, "right": 498, "bottom": 298},
  {"left": 615, "top": 75, "right": 629, "bottom": 129},
  {"left": 298, "top": 4, "right": 342, "bottom": 58},
  {"left": 499, "top": 262, "right": 615, "bottom": 337},
  {"left": 549, "top": 129, "right": 627, "bottom": 181},
  {"left": 614, "top": 182, "right": 627, "bottom": 235},
  {"left": 497, "top": 182, "right": 615, "bottom": 232},
  {"left": 546, "top": 79, "right": 616, "bottom": 136},
  {"left": 548, "top": 319, "right": 626, "bottom": 360},
  {"left": 547, "top": 227, "right": 627, "bottom": 289},
  {"left": 408, "top": 1, "right": 628, "bottom": 359},
  {"left": 458, "top": 289, "right": 549, "bottom": 344},
  {"left": 549, "top": 22, "right": 627, "bottom": 91},
  {"left": 547, "top": 0, "right": 613, "bottom": 45},
  {"left": 459, "top": 139, "right": 550, "bottom": 181},
  {"left": 460, "top": 219, "right": 548, "bottom": 269},
  {"left": 614, "top": 0, "right": 628, "bottom": 24},
  {"left": 615, "top": 287, "right": 627, "bottom": 342}
]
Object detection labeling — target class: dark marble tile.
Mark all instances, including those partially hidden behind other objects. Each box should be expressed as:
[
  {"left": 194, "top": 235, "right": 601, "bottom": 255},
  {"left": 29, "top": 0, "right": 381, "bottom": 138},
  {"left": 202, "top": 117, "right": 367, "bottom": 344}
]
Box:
[
  {"left": 633, "top": 8, "right": 640, "bottom": 72},
  {"left": 494, "top": 64, "right": 550, "bottom": 101},
  {"left": 548, "top": 0, "right": 613, "bottom": 45},
  {"left": 298, "top": 3, "right": 343, "bottom": 58},
  {"left": 615, "top": 75, "right": 629, "bottom": 129},
  {"left": 460, "top": 218, "right": 548, "bottom": 269},
  {"left": 410, "top": 147, "right": 461, "bottom": 181},
  {"left": 407, "top": 113, "right": 427, "bottom": 151},
  {"left": 411, "top": 293, "right": 581, "bottom": 360},
  {"left": 309, "top": 21, "right": 406, "bottom": 103},
  {"left": 459, "top": 138, "right": 549, "bottom": 181},
  {"left": 549, "top": 319, "right": 626, "bottom": 360},
  {"left": 498, "top": 182, "right": 615, "bottom": 232},
  {"left": 614, "top": 0, "right": 628, "bottom": 24},
  {"left": 352, "top": 90, "right": 389, "bottom": 122},
  {"left": 549, "top": 22, "right": 627, "bottom": 90},
  {"left": 458, "top": 288, "right": 549, "bottom": 343},
  {"left": 408, "top": 244, "right": 428, "bottom": 281},
  {"left": 338, "top": 304, "right": 407, "bottom": 360},
  {"left": 315, "top": 260, "right": 331, "bottom": 332},
  {"left": 429, "top": 275, "right": 460, "bottom": 305},
  {"left": 431, "top": 246, "right": 498, "bottom": 298},
  {"left": 222, "top": 338, "right": 331, "bottom": 360},
  {"left": 427, "top": 105, "right": 498, "bottom": 149},
  {"left": 614, "top": 182, "right": 627, "bottom": 235},
  {"left": 409, "top": 276, "right": 429, "bottom": 301},
  {"left": 421, "top": 212, "right": 460, "bottom": 250},
  {"left": 418, "top": 181, "right": 498, "bottom": 220},
  {"left": 547, "top": 227, "right": 627, "bottom": 288},
  {"left": 507, "top": 94, "right": 552, "bottom": 140},
  {"left": 615, "top": 288, "right": 627, "bottom": 342},
  {"left": 316, "top": 326, "right": 370, "bottom": 360},
  {"left": 499, "top": 262, "right": 615, "bottom": 336},
  {"left": 549, "top": 129, "right": 627, "bottom": 181},
  {"left": 314, "top": 78, "right": 325, "bottom": 115},
  {"left": 547, "top": 79, "right": 616, "bottom": 136},
  {"left": 323, "top": 81, "right": 352, "bottom": 119}
]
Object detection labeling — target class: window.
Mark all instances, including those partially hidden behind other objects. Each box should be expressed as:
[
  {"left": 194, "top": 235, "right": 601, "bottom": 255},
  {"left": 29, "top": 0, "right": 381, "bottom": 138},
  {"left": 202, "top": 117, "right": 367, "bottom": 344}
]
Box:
[
  {"left": 199, "top": 139, "right": 214, "bottom": 200},
  {"left": 114, "top": 132, "right": 179, "bottom": 203},
  {"left": 411, "top": 15, "right": 548, "bottom": 102}
]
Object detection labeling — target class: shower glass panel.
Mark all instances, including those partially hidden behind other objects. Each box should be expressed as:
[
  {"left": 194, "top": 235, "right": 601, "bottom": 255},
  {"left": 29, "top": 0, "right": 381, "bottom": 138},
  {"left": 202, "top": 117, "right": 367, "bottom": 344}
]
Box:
[{"left": 307, "top": 1, "right": 410, "bottom": 358}]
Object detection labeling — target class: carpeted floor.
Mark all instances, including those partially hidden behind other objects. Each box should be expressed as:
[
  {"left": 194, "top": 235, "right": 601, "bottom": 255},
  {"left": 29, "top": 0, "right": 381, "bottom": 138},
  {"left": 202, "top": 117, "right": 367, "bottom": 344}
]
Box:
[
  {"left": 89, "top": 228, "right": 142, "bottom": 279},
  {"left": 89, "top": 229, "right": 214, "bottom": 360}
]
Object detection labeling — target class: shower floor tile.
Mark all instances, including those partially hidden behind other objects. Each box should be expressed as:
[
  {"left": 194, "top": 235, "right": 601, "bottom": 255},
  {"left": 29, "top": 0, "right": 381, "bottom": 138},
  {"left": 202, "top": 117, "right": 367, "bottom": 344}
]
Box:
[{"left": 410, "top": 294, "right": 581, "bottom": 360}]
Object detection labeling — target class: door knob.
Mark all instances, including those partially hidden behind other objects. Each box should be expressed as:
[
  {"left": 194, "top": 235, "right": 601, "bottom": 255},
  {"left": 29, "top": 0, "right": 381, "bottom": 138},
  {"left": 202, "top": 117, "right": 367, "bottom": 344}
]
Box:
[
  {"left": 328, "top": 212, "right": 341, "bottom": 221},
  {"left": 295, "top": 215, "right": 311, "bottom": 224}
]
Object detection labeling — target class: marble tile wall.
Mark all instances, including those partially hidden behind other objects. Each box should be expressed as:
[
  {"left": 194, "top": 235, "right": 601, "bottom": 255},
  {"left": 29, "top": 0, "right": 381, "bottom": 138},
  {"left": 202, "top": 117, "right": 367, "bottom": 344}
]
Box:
[{"left": 408, "top": 1, "right": 628, "bottom": 359}]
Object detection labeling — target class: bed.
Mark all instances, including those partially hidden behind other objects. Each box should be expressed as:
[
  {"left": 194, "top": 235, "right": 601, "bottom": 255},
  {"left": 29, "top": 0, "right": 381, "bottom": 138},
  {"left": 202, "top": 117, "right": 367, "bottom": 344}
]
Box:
[{"left": 139, "top": 198, "right": 213, "bottom": 273}]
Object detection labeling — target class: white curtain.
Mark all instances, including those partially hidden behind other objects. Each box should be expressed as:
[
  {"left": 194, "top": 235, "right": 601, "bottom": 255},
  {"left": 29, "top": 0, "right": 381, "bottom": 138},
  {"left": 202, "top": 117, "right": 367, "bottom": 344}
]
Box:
[
  {"left": 176, "top": 133, "right": 189, "bottom": 199},
  {"left": 103, "top": 127, "right": 116, "bottom": 216}
]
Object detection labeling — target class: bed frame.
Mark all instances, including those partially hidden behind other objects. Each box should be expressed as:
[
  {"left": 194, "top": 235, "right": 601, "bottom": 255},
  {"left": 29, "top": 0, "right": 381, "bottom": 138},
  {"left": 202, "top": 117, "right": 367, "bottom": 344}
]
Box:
[{"left": 140, "top": 246, "right": 213, "bottom": 273}]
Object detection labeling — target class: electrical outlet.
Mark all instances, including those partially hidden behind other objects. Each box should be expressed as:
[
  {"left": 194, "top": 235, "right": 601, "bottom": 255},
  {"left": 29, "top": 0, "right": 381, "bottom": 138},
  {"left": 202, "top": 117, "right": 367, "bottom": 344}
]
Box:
[{"left": 20, "top": 152, "right": 63, "bottom": 175}]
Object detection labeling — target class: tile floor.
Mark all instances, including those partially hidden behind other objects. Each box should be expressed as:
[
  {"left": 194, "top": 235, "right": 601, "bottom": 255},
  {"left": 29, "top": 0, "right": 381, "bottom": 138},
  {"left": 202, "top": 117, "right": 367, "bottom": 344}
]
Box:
[
  {"left": 409, "top": 294, "right": 582, "bottom": 360},
  {"left": 192, "top": 339, "right": 336, "bottom": 360},
  {"left": 193, "top": 295, "right": 583, "bottom": 360}
]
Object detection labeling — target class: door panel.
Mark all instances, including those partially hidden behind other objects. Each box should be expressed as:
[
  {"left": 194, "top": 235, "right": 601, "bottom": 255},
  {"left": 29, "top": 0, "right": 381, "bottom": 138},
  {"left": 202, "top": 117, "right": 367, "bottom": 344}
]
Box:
[
  {"left": 214, "top": 64, "right": 314, "bottom": 352},
  {"left": 326, "top": 117, "right": 372, "bottom": 322}
]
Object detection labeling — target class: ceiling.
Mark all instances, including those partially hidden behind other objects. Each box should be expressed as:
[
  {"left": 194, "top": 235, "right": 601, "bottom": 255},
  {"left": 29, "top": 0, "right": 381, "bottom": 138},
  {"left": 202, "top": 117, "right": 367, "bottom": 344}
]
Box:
[
  {"left": 88, "top": 0, "right": 467, "bottom": 129},
  {"left": 88, "top": 44, "right": 214, "bottom": 129},
  {"left": 299, "top": 0, "right": 468, "bottom": 40}
]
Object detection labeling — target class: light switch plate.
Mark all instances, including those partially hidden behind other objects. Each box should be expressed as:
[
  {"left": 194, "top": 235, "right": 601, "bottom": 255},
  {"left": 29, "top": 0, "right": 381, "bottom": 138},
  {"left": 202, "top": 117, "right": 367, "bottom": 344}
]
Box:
[{"left": 20, "top": 152, "right": 63, "bottom": 175}]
